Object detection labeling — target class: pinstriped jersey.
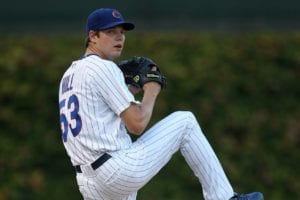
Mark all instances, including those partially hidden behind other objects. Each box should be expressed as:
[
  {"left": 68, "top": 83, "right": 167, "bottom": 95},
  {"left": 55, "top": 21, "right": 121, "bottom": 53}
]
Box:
[{"left": 58, "top": 54, "right": 135, "bottom": 166}]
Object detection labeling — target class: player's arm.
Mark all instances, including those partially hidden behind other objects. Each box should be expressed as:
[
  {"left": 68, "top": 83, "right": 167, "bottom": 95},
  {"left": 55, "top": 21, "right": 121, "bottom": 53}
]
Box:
[{"left": 120, "top": 82, "right": 161, "bottom": 135}]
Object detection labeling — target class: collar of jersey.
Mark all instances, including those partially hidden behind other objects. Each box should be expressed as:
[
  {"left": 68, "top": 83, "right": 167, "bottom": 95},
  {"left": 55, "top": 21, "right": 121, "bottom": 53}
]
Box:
[{"left": 80, "top": 53, "right": 99, "bottom": 59}]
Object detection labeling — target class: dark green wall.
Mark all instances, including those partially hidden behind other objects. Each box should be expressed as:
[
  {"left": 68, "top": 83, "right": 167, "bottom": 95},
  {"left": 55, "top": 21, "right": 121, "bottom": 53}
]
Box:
[{"left": 1, "top": 0, "right": 300, "bottom": 32}]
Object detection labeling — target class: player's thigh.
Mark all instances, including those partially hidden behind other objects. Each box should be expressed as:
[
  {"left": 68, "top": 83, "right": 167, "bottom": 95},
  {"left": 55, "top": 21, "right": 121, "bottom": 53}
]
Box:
[
  {"left": 137, "top": 111, "right": 196, "bottom": 155},
  {"left": 116, "top": 111, "right": 196, "bottom": 184}
]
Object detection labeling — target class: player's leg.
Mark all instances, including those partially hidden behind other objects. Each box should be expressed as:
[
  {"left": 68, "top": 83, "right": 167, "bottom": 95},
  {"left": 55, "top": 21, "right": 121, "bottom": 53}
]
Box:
[
  {"left": 76, "top": 170, "right": 138, "bottom": 200},
  {"left": 76, "top": 111, "right": 233, "bottom": 200},
  {"left": 176, "top": 111, "right": 234, "bottom": 200},
  {"left": 111, "top": 111, "right": 234, "bottom": 200}
]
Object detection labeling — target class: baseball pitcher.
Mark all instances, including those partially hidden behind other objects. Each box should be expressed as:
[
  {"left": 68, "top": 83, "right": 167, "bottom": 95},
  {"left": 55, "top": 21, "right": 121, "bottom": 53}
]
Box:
[{"left": 58, "top": 8, "right": 264, "bottom": 200}]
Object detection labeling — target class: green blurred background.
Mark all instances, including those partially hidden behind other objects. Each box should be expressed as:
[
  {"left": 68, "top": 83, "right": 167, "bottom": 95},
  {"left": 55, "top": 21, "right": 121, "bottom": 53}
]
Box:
[{"left": 1, "top": 1, "right": 299, "bottom": 200}]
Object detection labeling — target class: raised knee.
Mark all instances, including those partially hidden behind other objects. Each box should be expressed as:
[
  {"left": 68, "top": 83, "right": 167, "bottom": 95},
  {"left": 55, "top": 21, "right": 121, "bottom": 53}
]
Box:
[{"left": 171, "top": 111, "right": 197, "bottom": 123}]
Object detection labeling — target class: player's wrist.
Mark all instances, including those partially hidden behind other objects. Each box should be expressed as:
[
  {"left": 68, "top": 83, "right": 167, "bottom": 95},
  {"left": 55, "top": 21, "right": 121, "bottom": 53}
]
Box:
[{"left": 143, "top": 82, "right": 161, "bottom": 94}]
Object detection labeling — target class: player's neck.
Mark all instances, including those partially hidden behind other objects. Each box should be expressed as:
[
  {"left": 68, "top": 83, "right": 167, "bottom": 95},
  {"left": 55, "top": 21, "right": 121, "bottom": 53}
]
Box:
[
  {"left": 85, "top": 47, "right": 99, "bottom": 56},
  {"left": 85, "top": 47, "right": 114, "bottom": 61}
]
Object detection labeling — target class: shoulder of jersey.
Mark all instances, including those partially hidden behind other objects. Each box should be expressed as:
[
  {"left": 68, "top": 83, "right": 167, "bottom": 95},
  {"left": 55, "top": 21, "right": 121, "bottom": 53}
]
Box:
[{"left": 85, "top": 55, "right": 117, "bottom": 67}]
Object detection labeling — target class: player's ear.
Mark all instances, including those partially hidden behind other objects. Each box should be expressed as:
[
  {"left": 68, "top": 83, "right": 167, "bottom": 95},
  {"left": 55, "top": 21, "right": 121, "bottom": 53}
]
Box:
[{"left": 89, "top": 30, "right": 100, "bottom": 42}]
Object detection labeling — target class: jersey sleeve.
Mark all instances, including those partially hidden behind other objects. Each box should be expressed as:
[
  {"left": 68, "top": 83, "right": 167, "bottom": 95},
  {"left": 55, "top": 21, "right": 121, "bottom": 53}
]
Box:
[{"left": 91, "top": 60, "right": 137, "bottom": 116}]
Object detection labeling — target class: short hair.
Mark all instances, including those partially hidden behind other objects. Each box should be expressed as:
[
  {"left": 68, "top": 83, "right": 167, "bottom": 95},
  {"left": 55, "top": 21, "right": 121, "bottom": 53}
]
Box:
[{"left": 85, "top": 30, "right": 100, "bottom": 48}]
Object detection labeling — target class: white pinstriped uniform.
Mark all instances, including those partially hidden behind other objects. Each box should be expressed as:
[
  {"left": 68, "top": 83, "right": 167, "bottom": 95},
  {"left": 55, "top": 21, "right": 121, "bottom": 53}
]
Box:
[{"left": 58, "top": 54, "right": 234, "bottom": 200}]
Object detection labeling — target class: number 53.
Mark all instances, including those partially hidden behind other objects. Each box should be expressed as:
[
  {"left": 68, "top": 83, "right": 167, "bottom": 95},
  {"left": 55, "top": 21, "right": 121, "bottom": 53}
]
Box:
[{"left": 59, "top": 94, "right": 82, "bottom": 142}]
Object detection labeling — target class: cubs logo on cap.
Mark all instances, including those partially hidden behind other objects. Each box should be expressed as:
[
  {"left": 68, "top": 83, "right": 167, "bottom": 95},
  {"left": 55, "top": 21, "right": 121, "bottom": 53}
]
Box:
[
  {"left": 86, "top": 8, "right": 135, "bottom": 34},
  {"left": 112, "top": 10, "right": 121, "bottom": 19}
]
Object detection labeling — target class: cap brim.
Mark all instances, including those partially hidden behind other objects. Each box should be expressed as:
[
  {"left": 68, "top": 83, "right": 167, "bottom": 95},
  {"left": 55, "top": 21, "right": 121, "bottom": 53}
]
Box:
[
  {"left": 122, "top": 22, "right": 135, "bottom": 31},
  {"left": 100, "top": 21, "right": 135, "bottom": 31}
]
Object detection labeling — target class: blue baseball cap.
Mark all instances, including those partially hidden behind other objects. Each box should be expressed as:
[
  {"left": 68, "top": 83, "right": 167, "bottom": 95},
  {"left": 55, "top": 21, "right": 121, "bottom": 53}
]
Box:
[{"left": 86, "top": 8, "right": 135, "bottom": 34}]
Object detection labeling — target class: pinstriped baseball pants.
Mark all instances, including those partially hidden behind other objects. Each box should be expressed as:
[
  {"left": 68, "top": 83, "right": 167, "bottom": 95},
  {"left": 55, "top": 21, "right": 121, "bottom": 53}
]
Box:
[{"left": 76, "top": 111, "right": 234, "bottom": 200}]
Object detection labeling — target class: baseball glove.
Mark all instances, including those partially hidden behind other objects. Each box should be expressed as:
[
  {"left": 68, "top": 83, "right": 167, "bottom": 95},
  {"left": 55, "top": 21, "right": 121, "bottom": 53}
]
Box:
[{"left": 118, "top": 56, "right": 166, "bottom": 89}]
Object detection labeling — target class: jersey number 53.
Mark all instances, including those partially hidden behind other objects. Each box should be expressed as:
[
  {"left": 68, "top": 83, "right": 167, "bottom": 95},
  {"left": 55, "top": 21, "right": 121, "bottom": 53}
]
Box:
[{"left": 59, "top": 94, "right": 82, "bottom": 142}]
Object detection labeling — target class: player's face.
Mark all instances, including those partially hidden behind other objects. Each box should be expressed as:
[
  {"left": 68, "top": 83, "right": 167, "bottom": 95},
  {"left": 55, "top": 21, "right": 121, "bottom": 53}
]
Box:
[{"left": 94, "top": 26, "right": 126, "bottom": 60}]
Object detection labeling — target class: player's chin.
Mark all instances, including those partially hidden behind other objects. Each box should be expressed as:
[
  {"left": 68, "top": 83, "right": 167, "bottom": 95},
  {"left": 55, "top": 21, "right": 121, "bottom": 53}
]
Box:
[{"left": 111, "top": 50, "right": 122, "bottom": 59}]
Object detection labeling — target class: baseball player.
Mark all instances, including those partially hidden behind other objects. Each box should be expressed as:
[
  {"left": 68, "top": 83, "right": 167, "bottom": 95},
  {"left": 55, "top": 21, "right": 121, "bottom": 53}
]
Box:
[{"left": 58, "top": 8, "right": 264, "bottom": 200}]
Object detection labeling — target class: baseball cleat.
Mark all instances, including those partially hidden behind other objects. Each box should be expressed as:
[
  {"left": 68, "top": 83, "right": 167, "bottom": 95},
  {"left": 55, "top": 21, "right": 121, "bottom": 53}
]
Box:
[{"left": 230, "top": 192, "right": 264, "bottom": 200}]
